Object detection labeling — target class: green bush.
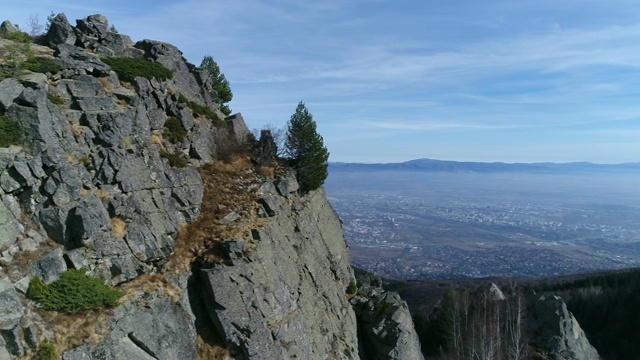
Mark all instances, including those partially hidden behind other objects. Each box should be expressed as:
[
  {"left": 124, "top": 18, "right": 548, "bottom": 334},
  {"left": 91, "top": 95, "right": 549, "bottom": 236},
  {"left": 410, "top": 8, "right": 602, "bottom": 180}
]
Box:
[
  {"left": 178, "top": 94, "right": 225, "bottom": 127},
  {"left": 102, "top": 57, "right": 173, "bottom": 82},
  {"left": 347, "top": 280, "right": 358, "bottom": 295},
  {"left": 0, "top": 115, "right": 23, "bottom": 147},
  {"left": 27, "top": 269, "right": 123, "bottom": 314},
  {"left": 22, "top": 56, "right": 62, "bottom": 74},
  {"left": 160, "top": 149, "right": 188, "bottom": 168},
  {"left": 34, "top": 339, "right": 56, "bottom": 360},
  {"left": 164, "top": 116, "right": 187, "bottom": 144}
]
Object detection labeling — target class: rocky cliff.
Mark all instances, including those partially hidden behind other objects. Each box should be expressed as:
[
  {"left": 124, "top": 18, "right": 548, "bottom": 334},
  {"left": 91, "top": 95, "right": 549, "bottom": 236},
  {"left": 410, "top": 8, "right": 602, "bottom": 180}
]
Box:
[{"left": 0, "top": 13, "right": 422, "bottom": 359}]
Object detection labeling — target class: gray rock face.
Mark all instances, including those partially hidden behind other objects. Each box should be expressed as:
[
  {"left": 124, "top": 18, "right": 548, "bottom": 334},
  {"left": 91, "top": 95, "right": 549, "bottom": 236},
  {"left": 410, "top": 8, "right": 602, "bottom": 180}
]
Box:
[
  {"left": 0, "top": 78, "right": 24, "bottom": 112},
  {"left": 54, "top": 43, "right": 112, "bottom": 76},
  {"left": 274, "top": 171, "right": 300, "bottom": 196},
  {"left": 63, "top": 295, "right": 197, "bottom": 360},
  {"left": 0, "top": 195, "right": 23, "bottom": 248},
  {"left": 202, "top": 188, "right": 359, "bottom": 359},
  {"left": 528, "top": 295, "right": 600, "bottom": 360},
  {"left": 351, "top": 270, "right": 424, "bottom": 360},
  {"left": 0, "top": 278, "right": 23, "bottom": 331},
  {"left": 226, "top": 113, "right": 251, "bottom": 144}
]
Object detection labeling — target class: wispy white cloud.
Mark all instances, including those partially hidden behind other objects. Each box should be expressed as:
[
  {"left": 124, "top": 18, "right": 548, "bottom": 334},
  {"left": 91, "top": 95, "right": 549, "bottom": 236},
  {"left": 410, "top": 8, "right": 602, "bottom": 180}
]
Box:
[{"left": 3, "top": 0, "right": 640, "bottom": 162}]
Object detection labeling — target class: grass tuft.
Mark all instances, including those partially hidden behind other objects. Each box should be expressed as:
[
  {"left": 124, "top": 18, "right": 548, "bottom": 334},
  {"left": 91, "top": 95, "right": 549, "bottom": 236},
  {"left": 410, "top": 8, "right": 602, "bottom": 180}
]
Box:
[{"left": 34, "top": 339, "right": 57, "bottom": 360}]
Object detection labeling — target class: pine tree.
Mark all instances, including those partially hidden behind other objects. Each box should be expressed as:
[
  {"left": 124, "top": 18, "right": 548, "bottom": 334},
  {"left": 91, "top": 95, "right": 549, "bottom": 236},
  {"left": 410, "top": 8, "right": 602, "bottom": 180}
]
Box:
[
  {"left": 285, "top": 102, "right": 330, "bottom": 191},
  {"left": 200, "top": 55, "right": 232, "bottom": 115}
]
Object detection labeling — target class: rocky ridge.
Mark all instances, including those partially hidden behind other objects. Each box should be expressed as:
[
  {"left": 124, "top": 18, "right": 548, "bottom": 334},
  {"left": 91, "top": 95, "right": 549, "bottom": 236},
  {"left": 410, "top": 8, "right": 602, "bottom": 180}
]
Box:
[{"left": 0, "top": 13, "right": 422, "bottom": 359}]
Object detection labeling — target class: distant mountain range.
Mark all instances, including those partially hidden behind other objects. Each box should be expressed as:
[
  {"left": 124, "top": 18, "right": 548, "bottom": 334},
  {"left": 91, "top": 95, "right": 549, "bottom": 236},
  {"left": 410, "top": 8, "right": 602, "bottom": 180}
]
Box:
[{"left": 329, "top": 158, "right": 640, "bottom": 173}]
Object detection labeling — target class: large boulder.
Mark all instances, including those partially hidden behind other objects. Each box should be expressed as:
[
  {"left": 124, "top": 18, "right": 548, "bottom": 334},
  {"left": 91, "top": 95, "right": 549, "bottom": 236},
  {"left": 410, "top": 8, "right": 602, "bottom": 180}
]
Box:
[
  {"left": 0, "top": 21, "right": 17, "bottom": 38},
  {"left": 46, "top": 13, "right": 77, "bottom": 46},
  {"left": 528, "top": 295, "right": 600, "bottom": 360}
]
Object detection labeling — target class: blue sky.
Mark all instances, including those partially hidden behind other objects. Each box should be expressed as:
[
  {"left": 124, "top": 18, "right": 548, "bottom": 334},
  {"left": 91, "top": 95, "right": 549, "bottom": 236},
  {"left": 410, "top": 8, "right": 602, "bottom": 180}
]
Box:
[{"left": 5, "top": 0, "right": 640, "bottom": 163}]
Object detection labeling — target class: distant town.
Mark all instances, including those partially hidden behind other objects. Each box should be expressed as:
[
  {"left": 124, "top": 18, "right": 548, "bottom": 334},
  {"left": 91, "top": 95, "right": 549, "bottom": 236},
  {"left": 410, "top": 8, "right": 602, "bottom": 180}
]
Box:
[{"left": 325, "top": 170, "right": 640, "bottom": 280}]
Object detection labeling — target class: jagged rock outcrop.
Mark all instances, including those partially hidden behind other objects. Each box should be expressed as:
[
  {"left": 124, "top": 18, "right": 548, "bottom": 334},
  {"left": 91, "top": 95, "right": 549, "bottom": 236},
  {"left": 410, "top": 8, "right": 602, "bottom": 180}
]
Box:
[
  {"left": 0, "top": 12, "right": 244, "bottom": 286},
  {"left": 201, "top": 186, "right": 359, "bottom": 359},
  {"left": 351, "top": 269, "right": 424, "bottom": 360},
  {"left": 528, "top": 294, "right": 600, "bottom": 360}
]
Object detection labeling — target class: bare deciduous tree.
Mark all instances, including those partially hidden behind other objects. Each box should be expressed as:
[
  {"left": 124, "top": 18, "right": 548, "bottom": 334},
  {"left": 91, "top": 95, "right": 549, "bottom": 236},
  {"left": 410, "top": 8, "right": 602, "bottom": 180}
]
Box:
[{"left": 27, "top": 13, "right": 44, "bottom": 37}]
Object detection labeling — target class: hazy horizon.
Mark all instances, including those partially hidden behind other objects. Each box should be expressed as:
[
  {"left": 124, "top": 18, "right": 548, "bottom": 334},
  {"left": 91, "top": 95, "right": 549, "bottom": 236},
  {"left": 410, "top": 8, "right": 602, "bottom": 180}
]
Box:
[{"left": 330, "top": 158, "right": 640, "bottom": 165}]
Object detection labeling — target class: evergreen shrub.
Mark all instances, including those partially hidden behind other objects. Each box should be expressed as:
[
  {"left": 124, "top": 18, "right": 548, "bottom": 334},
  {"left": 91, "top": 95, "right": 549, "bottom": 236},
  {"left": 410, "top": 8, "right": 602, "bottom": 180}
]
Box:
[
  {"left": 21, "top": 57, "right": 62, "bottom": 74},
  {"left": 27, "top": 269, "right": 122, "bottom": 314},
  {"left": 102, "top": 57, "right": 173, "bottom": 82},
  {"left": 0, "top": 115, "right": 23, "bottom": 147}
]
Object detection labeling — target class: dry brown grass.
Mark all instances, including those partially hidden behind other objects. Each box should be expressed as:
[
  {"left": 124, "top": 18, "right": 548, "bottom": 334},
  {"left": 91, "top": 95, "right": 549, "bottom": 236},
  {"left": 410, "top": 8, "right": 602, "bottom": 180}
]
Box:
[
  {"left": 66, "top": 154, "right": 78, "bottom": 165},
  {"left": 4, "top": 239, "right": 57, "bottom": 283},
  {"left": 120, "top": 273, "right": 182, "bottom": 303},
  {"left": 150, "top": 130, "right": 165, "bottom": 149},
  {"left": 110, "top": 217, "right": 127, "bottom": 238},
  {"left": 166, "top": 156, "right": 268, "bottom": 274},
  {"left": 120, "top": 80, "right": 134, "bottom": 90},
  {"left": 94, "top": 187, "right": 109, "bottom": 199},
  {"left": 256, "top": 165, "right": 276, "bottom": 180},
  {"left": 197, "top": 337, "right": 232, "bottom": 360},
  {"left": 36, "top": 308, "right": 112, "bottom": 356},
  {"left": 70, "top": 121, "right": 86, "bottom": 138},
  {"left": 97, "top": 76, "right": 114, "bottom": 93}
]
